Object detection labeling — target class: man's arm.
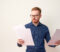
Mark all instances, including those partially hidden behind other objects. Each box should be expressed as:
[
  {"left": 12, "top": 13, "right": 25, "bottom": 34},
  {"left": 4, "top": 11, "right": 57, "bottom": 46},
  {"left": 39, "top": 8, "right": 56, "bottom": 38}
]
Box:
[{"left": 45, "top": 28, "right": 56, "bottom": 47}]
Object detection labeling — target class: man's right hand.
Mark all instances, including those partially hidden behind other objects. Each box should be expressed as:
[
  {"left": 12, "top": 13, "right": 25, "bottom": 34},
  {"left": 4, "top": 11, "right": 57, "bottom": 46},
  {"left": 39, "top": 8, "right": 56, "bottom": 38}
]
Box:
[{"left": 17, "top": 39, "right": 24, "bottom": 45}]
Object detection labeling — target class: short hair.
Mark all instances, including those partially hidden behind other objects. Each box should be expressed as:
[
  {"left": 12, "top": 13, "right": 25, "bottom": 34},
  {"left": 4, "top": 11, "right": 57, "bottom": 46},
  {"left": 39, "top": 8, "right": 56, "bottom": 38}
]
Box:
[{"left": 31, "top": 7, "right": 41, "bottom": 14}]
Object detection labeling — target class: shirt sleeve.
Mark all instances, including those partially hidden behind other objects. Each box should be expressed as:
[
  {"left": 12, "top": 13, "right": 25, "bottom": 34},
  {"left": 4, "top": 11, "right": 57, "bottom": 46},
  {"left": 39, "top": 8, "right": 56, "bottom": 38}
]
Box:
[
  {"left": 45, "top": 27, "right": 56, "bottom": 48},
  {"left": 45, "top": 27, "right": 51, "bottom": 43}
]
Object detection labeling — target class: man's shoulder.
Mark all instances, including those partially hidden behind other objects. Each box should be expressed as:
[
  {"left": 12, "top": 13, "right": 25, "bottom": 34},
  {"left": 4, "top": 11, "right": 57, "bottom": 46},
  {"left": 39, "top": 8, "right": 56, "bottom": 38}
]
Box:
[
  {"left": 41, "top": 23, "right": 49, "bottom": 30},
  {"left": 24, "top": 22, "right": 31, "bottom": 28}
]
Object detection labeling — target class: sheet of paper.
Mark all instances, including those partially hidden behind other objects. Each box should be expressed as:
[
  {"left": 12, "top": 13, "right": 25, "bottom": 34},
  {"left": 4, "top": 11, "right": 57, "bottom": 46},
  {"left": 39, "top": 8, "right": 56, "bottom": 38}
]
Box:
[
  {"left": 13, "top": 25, "right": 35, "bottom": 46},
  {"left": 48, "top": 29, "right": 60, "bottom": 45}
]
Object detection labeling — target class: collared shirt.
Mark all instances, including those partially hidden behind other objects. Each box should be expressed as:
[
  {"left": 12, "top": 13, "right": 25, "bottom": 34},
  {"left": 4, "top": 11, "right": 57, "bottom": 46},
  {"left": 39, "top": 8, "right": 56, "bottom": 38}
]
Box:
[{"left": 25, "top": 21, "right": 51, "bottom": 52}]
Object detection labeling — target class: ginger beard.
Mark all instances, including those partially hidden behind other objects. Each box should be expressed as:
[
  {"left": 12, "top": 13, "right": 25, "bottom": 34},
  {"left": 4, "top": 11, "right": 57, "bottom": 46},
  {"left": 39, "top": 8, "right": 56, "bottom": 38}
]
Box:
[
  {"left": 30, "top": 10, "right": 41, "bottom": 23},
  {"left": 32, "top": 17, "right": 40, "bottom": 23}
]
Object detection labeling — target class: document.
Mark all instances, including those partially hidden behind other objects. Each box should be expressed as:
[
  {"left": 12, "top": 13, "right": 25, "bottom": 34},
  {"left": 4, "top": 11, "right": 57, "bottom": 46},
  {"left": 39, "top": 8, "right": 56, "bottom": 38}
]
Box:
[
  {"left": 48, "top": 29, "right": 60, "bottom": 45},
  {"left": 13, "top": 25, "right": 35, "bottom": 46}
]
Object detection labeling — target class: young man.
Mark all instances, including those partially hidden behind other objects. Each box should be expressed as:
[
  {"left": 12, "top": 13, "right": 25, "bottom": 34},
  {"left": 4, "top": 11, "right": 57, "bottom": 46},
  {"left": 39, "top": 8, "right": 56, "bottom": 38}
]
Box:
[{"left": 17, "top": 7, "right": 56, "bottom": 52}]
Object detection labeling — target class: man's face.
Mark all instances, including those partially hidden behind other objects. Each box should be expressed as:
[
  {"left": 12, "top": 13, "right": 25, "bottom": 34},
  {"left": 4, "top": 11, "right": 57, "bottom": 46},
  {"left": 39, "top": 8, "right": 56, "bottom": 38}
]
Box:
[{"left": 30, "top": 10, "right": 41, "bottom": 23}]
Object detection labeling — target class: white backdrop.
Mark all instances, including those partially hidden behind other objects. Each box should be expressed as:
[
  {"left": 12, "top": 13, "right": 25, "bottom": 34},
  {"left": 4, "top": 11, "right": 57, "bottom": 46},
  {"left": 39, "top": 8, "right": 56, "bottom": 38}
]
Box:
[{"left": 0, "top": 0, "right": 60, "bottom": 52}]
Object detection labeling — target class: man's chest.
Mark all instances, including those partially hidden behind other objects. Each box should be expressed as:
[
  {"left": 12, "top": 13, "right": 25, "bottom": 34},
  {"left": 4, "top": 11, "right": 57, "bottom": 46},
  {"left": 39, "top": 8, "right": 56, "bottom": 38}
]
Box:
[{"left": 29, "top": 26, "right": 46, "bottom": 41}]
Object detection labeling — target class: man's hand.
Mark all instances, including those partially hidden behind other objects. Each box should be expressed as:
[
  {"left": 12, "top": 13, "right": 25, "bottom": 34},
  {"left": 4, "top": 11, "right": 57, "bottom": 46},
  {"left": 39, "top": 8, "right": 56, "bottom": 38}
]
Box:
[
  {"left": 54, "top": 40, "right": 60, "bottom": 46},
  {"left": 48, "top": 40, "right": 60, "bottom": 46},
  {"left": 17, "top": 39, "right": 24, "bottom": 45}
]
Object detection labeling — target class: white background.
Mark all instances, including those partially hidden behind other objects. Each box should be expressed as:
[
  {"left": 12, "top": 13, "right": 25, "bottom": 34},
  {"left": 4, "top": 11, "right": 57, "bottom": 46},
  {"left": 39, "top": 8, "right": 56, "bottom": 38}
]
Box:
[{"left": 0, "top": 0, "right": 60, "bottom": 52}]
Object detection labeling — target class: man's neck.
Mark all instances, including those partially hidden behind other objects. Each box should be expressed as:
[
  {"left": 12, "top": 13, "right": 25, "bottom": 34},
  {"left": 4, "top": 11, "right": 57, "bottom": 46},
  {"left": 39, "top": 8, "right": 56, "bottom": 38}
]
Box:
[{"left": 32, "top": 21, "right": 39, "bottom": 26}]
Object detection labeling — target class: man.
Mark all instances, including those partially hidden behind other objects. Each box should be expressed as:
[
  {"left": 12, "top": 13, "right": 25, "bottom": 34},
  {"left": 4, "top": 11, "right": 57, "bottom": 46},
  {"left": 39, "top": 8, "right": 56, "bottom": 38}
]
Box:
[{"left": 17, "top": 7, "right": 56, "bottom": 52}]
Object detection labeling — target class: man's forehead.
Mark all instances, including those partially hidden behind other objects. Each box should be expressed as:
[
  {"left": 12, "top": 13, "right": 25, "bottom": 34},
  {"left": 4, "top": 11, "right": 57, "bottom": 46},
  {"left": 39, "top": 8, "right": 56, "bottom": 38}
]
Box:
[{"left": 31, "top": 10, "right": 40, "bottom": 14}]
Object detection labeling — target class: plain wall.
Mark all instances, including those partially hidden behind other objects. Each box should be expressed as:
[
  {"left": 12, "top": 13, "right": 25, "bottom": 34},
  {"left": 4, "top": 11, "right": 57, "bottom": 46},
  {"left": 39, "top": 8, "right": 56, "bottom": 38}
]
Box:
[{"left": 0, "top": 0, "right": 60, "bottom": 52}]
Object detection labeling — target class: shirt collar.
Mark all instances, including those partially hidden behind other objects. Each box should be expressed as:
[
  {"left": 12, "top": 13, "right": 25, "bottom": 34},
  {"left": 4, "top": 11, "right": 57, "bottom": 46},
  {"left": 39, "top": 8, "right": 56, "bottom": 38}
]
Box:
[{"left": 30, "top": 21, "right": 42, "bottom": 26}]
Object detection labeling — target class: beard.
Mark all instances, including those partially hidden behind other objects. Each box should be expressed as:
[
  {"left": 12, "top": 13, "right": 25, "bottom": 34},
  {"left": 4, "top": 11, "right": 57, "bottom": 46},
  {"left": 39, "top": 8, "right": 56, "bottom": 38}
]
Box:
[{"left": 32, "top": 18, "right": 39, "bottom": 23}]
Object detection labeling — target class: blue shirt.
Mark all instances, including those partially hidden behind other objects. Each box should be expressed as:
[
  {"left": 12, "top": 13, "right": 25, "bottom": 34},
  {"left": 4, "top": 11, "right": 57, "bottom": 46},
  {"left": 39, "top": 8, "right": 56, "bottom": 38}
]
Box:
[
  {"left": 25, "top": 22, "right": 51, "bottom": 52},
  {"left": 17, "top": 21, "right": 56, "bottom": 52}
]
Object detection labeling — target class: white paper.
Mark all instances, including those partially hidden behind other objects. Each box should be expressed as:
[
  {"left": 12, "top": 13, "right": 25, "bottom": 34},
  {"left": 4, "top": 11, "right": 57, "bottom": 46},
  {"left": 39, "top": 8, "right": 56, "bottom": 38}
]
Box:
[
  {"left": 13, "top": 25, "right": 35, "bottom": 46},
  {"left": 48, "top": 29, "right": 60, "bottom": 45}
]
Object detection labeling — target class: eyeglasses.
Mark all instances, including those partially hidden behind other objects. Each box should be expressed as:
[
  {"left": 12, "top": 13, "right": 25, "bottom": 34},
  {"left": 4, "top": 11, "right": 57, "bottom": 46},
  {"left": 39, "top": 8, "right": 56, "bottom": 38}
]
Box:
[{"left": 30, "top": 14, "right": 40, "bottom": 18}]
